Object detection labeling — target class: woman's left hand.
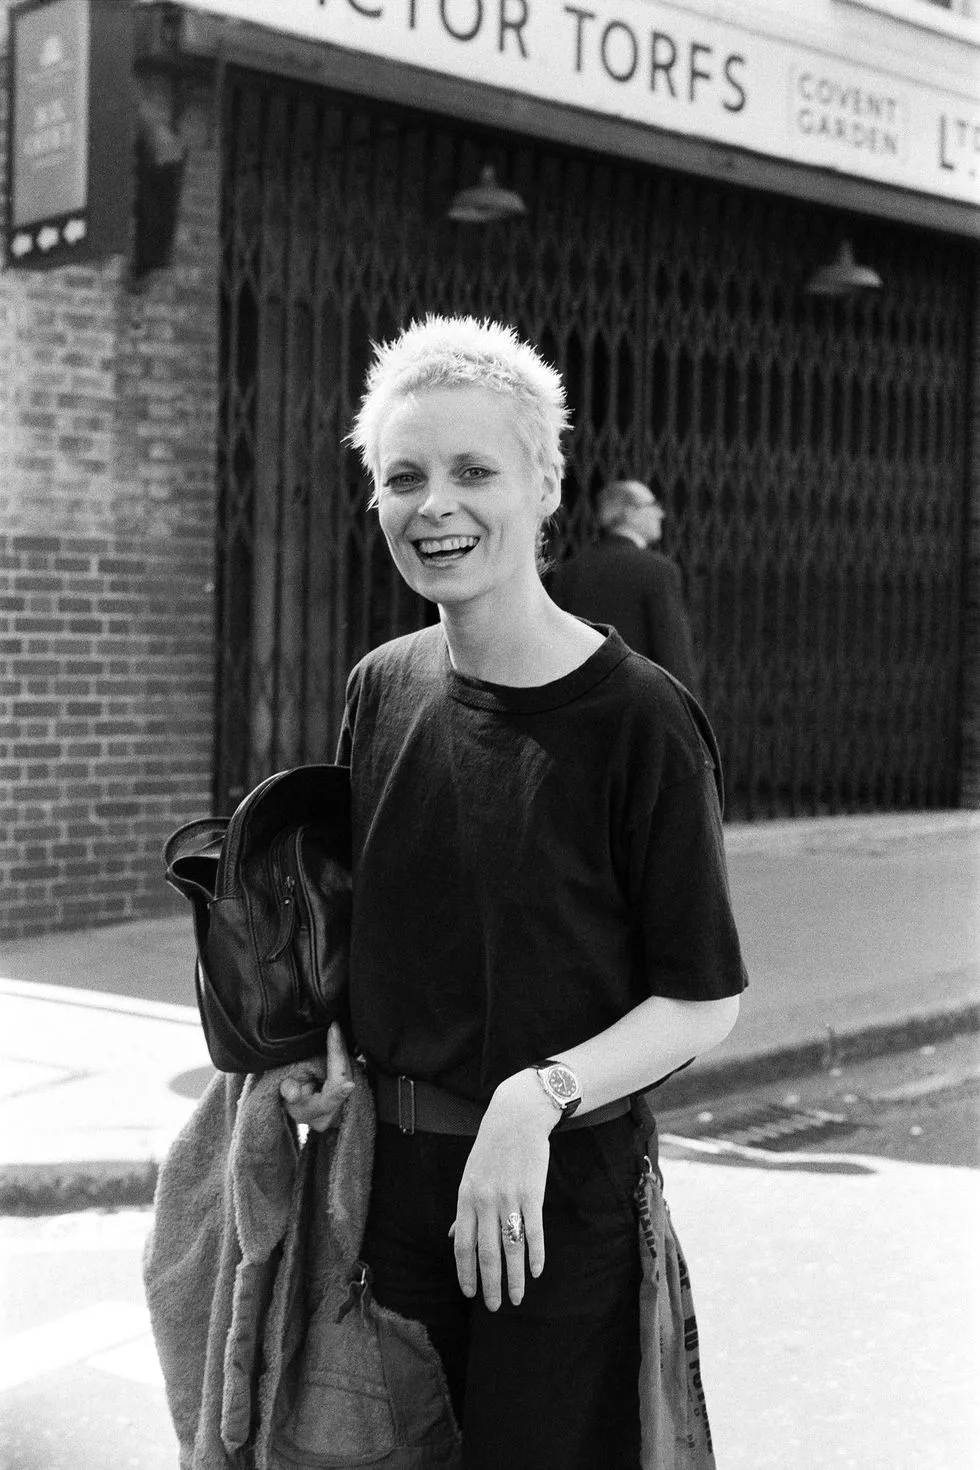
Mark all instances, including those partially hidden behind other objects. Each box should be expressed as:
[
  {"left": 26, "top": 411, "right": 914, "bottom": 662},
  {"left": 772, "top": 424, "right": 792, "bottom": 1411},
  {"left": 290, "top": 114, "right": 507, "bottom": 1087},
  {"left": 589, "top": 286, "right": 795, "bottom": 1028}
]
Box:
[
  {"left": 452, "top": 1070, "right": 558, "bottom": 1311},
  {"left": 279, "top": 1022, "right": 354, "bottom": 1131}
]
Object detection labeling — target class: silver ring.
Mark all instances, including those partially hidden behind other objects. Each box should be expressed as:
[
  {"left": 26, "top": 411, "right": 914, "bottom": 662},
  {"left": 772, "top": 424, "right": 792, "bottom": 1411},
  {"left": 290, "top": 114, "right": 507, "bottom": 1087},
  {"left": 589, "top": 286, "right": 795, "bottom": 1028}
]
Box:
[{"left": 501, "top": 1210, "right": 525, "bottom": 1247}]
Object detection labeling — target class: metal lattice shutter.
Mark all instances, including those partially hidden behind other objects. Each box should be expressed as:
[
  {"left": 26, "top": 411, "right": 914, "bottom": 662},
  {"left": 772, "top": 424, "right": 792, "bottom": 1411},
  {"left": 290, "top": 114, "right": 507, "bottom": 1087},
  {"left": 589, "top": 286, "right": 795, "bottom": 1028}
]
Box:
[{"left": 216, "top": 70, "right": 972, "bottom": 818}]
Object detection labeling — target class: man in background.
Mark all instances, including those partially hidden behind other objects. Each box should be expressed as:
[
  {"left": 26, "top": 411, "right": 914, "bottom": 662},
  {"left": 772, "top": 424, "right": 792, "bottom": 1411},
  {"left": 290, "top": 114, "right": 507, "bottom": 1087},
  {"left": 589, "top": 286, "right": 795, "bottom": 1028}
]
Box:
[{"left": 550, "top": 478, "right": 700, "bottom": 694}]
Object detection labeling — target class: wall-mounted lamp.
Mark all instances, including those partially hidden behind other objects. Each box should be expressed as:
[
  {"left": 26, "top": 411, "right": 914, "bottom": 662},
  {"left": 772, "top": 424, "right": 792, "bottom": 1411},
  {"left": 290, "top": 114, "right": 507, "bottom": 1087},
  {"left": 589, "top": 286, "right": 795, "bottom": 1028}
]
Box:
[
  {"left": 447, "top": 165, "right": 527, "bottom": 224},
  {"left": 133, "top": 109, "right": 188, "bottom": 277},
  {"left": 805, "top": 239, "right": 883, "bottom": 297}
]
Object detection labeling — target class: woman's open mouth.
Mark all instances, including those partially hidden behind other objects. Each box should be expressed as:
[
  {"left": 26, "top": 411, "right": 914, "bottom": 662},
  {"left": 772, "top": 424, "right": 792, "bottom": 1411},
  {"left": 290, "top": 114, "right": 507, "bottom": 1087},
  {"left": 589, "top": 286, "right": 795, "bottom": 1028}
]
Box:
[{"left": 413, "top": 535, "right": 480, "bottom": 565}]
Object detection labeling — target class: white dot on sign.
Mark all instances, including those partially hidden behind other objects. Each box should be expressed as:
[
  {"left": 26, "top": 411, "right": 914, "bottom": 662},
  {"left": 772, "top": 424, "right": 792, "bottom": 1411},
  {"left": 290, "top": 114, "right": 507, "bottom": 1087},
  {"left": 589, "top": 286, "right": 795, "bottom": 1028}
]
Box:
[
  {"left": 783, "top": 1093, "right": 800, "bottom": 1105},
  {"left": 697, "top": 1111, "right": 714, "bottom": 1123},
  {"left": 829, "top": 1067, "right": 842, "bottom": 1077},
  {"left": 843, "top": 1093, "right": 858, "bottom": 1103},
  {"left": 919, "top": 1045, "right": 936, "bottom": 1056},
  {"left": 909, "top": 1126, "right": 923, "bottom": 1137}
]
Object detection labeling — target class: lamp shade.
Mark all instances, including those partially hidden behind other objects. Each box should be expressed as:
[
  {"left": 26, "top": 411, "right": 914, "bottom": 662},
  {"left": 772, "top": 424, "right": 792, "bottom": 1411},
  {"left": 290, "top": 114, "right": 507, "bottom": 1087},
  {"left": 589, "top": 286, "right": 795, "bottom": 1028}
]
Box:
[
  {"left": 806, "top": 240, "right": 883, "bottom": 297},
  {"left": 447, "top": 166, "right": 527, "bottom": 224}
]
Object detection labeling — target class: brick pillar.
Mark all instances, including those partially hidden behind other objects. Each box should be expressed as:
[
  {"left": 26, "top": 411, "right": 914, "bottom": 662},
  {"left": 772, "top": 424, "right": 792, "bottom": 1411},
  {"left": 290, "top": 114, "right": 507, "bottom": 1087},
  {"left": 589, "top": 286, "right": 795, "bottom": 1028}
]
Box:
[
  {"left": 0, "top": 24, "right": 222, "bottom": 937},
  {"left": 960, "top": 256, "right": 980, "bottom": 809}
]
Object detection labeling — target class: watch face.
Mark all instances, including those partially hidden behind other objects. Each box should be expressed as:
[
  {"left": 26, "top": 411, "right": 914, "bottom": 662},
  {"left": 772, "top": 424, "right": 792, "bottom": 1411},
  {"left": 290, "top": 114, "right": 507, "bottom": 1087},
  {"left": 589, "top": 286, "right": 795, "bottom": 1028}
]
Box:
[{"left": 547, "top": 1066, "right": 578, "bottom": 1100}]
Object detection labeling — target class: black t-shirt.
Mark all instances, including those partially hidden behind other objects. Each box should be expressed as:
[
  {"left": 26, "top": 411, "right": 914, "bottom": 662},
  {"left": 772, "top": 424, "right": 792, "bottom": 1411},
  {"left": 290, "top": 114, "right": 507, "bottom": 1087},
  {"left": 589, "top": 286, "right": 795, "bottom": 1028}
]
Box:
[{"left": 337, "top": 624, "right": 747, "bottom": 1104}]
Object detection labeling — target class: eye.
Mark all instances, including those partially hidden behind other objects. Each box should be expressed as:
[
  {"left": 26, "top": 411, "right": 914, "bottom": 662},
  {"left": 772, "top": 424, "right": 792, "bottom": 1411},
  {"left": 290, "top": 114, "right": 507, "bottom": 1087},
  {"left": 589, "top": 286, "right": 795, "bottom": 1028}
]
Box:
[
  {"left": 459, "top": 464, "right": 494, "bottom": 481},
  {"left": 382, "top": 469, "right": 422, "bottom": 491}
]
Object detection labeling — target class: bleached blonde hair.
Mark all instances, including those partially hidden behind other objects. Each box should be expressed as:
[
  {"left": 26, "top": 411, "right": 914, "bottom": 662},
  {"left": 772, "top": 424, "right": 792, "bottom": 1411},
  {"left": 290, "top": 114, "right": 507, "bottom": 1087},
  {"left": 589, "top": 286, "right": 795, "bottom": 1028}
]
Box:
[{"left": 348, "top": 315, "right": 570, "bottom": 504}]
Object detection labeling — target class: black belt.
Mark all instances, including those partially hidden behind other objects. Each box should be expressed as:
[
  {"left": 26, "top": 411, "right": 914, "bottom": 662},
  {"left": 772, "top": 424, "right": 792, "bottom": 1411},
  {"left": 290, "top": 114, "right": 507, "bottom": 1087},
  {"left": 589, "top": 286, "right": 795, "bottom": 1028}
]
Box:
[{"left": 373, "top": 1072, "right": 632, "bottom": 1136}]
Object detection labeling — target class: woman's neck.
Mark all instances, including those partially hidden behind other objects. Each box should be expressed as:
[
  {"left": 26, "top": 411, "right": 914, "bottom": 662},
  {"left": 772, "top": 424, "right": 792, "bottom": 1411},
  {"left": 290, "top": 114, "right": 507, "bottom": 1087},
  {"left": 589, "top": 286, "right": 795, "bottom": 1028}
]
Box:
[{"left": 440, "top": 584, "right": 604, "bottom": 687}]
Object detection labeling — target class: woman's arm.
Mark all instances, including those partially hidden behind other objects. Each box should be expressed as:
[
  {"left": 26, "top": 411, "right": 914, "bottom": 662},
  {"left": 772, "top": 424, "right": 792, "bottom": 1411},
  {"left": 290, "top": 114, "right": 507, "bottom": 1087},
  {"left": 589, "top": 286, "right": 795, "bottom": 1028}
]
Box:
[
  {"left": 452, "top": 991, "right": 739, "bottom": 1311},
  {"left": 539, "top": 989, "right": 739, "bottom": 1113}
]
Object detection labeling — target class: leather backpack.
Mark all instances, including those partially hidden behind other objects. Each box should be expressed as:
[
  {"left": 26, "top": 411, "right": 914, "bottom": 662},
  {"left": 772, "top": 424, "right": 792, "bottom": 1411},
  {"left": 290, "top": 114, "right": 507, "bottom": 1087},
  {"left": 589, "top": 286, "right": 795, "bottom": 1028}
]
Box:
[{"left": 163, "top": 764, "right": 352, "bottom": 1073}]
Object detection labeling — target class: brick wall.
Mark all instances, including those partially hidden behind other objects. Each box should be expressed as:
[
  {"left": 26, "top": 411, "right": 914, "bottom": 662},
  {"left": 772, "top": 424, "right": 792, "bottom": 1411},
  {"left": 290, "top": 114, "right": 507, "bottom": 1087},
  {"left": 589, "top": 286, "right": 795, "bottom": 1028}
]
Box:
[
  {"left": 960, "top": 253, "right": 980, "bottom": 808},
  {"left": 0, "top": 19, "right": 221, "bottom": 938}
]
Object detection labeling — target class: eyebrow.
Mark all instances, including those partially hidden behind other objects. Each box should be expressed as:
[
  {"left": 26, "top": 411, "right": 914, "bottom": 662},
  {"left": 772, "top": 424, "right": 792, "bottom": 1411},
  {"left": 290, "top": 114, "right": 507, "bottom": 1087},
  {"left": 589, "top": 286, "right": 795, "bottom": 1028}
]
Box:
[
  {"left": 449, "top": 449, "right": 498, "bottom": 465},
  {"left": 381, "top": 449, "right": 500, "bottom": 470}
]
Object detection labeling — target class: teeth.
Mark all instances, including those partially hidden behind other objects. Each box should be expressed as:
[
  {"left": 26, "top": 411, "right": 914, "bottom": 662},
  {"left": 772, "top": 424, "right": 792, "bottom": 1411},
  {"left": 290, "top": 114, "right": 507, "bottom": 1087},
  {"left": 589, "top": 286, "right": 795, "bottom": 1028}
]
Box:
[{"left": 417, "top": 536, "right": 478, "bottom": 554}]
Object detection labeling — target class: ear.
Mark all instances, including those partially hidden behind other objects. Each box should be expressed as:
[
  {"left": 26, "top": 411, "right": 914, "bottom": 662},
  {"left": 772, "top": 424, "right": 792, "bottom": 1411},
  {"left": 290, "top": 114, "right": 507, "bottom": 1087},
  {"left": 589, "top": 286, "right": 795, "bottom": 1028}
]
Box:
[{"left": 540, "top": 467, "right": 561, "bottom": 518}]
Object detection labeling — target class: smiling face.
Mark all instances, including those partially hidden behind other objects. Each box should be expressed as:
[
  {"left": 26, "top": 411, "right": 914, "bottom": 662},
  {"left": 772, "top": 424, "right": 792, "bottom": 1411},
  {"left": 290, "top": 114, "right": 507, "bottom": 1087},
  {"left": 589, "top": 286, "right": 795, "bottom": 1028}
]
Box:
[{"left": 375, "top": 384, "right": 559, "bottom": 615}]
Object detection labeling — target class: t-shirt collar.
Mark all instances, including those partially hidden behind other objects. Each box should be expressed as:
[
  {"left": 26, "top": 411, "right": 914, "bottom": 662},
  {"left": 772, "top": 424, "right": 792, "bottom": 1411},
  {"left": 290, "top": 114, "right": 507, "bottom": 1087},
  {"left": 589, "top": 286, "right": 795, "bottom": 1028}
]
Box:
[{"left": 444, "top": 623, "right": 631, "bottom": 713}]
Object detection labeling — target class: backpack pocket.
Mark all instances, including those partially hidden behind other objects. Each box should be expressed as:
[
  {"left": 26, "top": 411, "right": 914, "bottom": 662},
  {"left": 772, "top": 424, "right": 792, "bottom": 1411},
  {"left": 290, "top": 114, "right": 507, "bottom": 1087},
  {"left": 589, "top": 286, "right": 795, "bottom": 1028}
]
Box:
[{"left": 265, "top": 827, "right": 351, "bottom": 1029}]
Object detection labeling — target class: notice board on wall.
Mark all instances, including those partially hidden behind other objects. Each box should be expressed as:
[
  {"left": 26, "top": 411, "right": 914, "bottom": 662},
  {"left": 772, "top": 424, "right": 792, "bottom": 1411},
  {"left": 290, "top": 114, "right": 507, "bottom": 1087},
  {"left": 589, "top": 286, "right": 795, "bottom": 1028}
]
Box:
[{"left": 5, "top": 0, "right": 133, "bottom": 269}]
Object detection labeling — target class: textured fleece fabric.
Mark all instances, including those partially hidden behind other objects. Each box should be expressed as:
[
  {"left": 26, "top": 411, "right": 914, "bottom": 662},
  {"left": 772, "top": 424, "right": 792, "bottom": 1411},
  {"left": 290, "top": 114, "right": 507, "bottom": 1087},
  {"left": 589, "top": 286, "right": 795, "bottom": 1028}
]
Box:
[
  {"left": 143, "top": 1061, "right": 461, "bottom": 1469},
  {"left": 145, "top": 1071, "right": 714, "bottom": 1469}
]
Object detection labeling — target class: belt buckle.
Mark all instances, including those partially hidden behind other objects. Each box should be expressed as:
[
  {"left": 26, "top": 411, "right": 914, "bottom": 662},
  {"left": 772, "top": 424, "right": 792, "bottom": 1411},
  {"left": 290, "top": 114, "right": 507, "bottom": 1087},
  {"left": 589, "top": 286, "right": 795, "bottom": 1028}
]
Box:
[{"left": 397, "top": 1075, "right": 416, "bottom": 1135}]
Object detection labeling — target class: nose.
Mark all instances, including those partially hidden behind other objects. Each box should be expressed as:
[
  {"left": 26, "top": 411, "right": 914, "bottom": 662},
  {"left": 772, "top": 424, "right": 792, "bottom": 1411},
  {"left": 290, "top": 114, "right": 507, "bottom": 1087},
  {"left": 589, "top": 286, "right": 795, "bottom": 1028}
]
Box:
[{"left": 417, "top": 472, "right": 459, "bottom": 520}]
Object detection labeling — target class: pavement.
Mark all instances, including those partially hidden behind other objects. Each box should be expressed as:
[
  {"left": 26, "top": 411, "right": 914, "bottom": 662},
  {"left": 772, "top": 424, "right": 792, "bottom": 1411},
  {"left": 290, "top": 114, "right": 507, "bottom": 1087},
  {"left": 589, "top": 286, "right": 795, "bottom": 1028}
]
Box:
[{"left": 1, "top": 810, "right": 978, "bottom": 1212}]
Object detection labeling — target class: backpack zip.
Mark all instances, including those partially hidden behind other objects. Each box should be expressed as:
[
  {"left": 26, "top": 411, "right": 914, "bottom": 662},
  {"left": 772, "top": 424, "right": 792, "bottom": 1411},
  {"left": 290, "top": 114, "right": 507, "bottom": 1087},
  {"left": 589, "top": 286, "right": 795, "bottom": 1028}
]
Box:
[
  {"left": 266, "top": 832, "right": 299, "bottom": 961},
  {"left": 215, "top": 770, "right": 284, "bottom": 899}
]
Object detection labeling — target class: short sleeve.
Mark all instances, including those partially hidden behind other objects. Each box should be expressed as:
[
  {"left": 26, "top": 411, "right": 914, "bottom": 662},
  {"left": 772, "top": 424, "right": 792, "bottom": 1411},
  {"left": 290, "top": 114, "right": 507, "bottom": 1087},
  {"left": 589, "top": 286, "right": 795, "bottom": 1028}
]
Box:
[{"left": 627, "top": 768, "right": 748, "bottom": 1002}]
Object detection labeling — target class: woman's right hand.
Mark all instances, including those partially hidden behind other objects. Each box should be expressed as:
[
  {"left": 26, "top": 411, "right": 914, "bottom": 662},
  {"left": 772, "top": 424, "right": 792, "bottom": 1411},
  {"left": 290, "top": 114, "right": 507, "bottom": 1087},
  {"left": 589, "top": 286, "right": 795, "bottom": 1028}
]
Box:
[
  {"left": 279, "top": 1021, "right": 355, "bottom": 1131},
  {"left": 452, "top": 1069, "right": 556, "bottom": 1311}
]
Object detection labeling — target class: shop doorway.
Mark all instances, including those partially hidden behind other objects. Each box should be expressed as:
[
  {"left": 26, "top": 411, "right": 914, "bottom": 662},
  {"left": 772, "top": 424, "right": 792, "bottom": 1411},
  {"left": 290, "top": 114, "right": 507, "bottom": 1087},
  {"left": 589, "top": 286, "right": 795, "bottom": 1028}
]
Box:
[{"left": 216, "top": 69, "right": 972, "bottom": 817}]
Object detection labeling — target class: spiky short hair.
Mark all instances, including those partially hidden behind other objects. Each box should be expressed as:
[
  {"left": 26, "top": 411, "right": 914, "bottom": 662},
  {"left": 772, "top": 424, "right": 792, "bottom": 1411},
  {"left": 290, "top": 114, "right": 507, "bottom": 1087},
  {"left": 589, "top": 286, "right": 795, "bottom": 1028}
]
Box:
[{"left": 349, "top": 315, "right": 570, "bottom": 496}]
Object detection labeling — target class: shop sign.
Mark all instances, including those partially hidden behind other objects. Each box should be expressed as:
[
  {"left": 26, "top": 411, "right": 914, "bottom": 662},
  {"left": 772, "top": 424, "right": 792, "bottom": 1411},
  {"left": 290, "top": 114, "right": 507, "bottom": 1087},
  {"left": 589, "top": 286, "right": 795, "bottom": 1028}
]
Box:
[
  {"left": 5, "top": 0, "right": 133, "bottom": 269},
  {"left": 174, "top": 0, "right": 979, "bottom": 208}
]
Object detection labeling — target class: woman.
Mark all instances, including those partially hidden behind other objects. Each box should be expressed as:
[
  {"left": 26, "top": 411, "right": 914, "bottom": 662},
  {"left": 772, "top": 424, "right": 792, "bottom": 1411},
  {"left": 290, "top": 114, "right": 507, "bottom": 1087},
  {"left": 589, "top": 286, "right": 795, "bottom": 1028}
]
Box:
[{"left": 280, "top": 315, "right": 746, "bottom": 1467}]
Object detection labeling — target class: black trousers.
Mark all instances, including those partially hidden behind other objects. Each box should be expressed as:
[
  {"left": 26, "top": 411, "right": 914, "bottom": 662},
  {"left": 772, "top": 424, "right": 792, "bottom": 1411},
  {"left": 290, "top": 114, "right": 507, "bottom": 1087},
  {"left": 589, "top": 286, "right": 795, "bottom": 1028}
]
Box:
[{"left": 360, "top": 1114, "right": 644, "bottom": 1470}]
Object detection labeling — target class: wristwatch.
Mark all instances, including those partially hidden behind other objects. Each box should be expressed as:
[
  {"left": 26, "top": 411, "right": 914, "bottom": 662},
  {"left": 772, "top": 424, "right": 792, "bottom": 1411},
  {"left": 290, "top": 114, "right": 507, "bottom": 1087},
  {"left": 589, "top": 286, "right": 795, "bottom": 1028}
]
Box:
[{"left": 532, "top": 1059, "right": 582, "bottom": 1127}]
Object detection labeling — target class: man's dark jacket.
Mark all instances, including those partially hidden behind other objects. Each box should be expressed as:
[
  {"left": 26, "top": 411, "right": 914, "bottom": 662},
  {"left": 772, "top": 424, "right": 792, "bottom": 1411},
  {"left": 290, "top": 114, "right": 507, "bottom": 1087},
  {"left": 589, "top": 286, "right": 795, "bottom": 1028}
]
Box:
[{"left": 550, "top": 533, "right": 699, "bottom": 693}]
